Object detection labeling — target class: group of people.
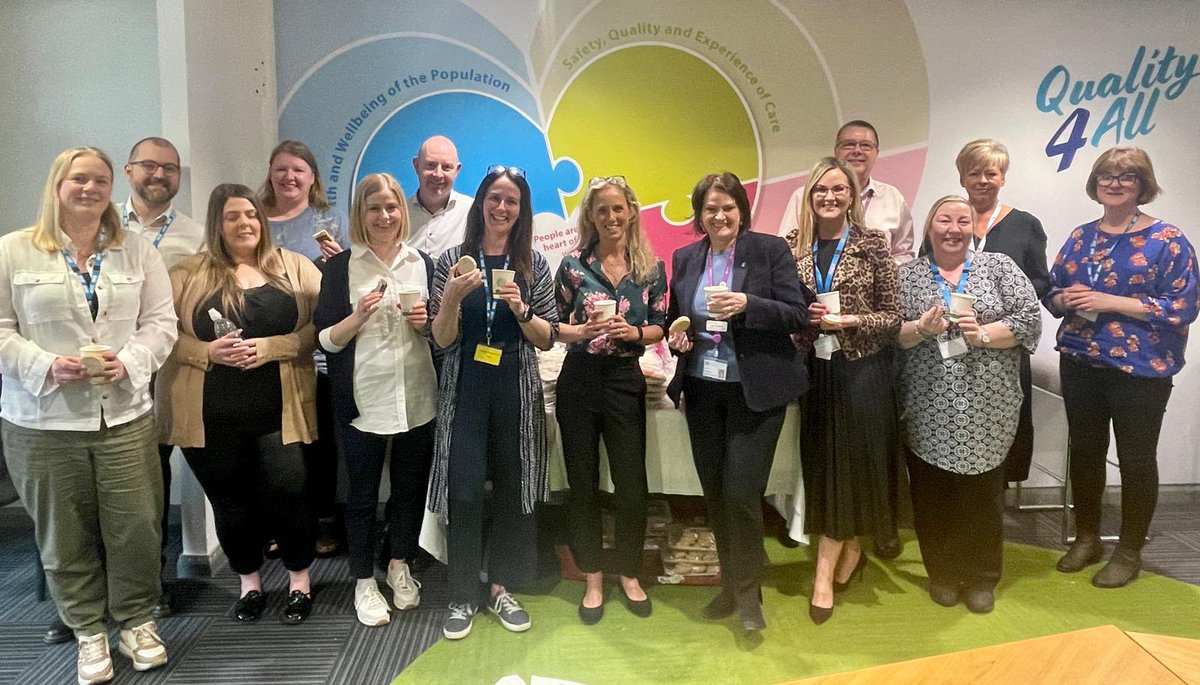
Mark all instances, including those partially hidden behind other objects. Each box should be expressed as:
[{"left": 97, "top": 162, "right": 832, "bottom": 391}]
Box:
[{"left": 0, "top": 118, "right": 1194, "bottom": 685}]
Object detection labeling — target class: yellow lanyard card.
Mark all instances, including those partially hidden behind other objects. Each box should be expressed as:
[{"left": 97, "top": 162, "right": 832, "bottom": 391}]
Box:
[{"left": 474, "top": 343, "right": 502, "bottom": 366}]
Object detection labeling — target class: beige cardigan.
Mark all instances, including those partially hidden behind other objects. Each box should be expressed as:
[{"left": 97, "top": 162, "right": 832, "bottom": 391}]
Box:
[{"left": 155, "top": 248, "right": 321, "bottom": 448}]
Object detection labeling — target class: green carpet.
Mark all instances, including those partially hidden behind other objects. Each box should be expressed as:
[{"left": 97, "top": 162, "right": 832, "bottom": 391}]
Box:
[{"left": 394, "top": 537, "right": 1200, "bottom": 685}]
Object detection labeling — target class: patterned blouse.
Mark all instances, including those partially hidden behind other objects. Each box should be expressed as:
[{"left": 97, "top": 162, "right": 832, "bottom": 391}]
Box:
[
  {"left": 1048, "top": 220, "right": 1198, "bottom": 378},
  {"left": 554, "top": 241, "right": 668, "bottom": 357},
  {"left": 898, "top": 252, "right": 1041, "bottom": 474}
]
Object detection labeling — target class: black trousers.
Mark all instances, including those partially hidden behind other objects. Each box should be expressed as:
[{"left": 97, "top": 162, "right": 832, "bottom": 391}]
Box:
[
  {"left": 303, "top": 371, "right": 339, "bottom": 521},
  {"left": 339, "top": 420, "right": 434, "bottom": 579},
  {"left": 557, "top": 352, "right": 648, "bottom": 577},
  {"left": 183, "top": 429, "right": 314, "bottom": 574},
  {"left": 907, "top": 450, "right": 1005, "bottom": 590},
  {"left": 683, "top": 376, "right": 784, "bottom": 595},
  {"left": 1060, "top": 355, "right": 1173, "bottom": 549},
  {"left": 447, "top": 350, "right": 537, "bottom": 603},
  {"left": 157, "top": 443, "right": 173, "bottom": 567},
  {"left": 1003, "top": 352, "right": 1035, "bottom": 481}
]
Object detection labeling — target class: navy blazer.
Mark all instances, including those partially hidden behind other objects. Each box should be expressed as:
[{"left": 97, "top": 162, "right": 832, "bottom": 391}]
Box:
[
  {"left": 313, "top": 246, "right": 435, "bottom": 426},
  {"left": 666, "top": 230, "right": 813, "bottom": 412}
]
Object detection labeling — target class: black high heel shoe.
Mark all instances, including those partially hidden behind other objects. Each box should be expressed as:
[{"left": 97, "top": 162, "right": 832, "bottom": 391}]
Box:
[
  {"left": 808, "top": 601, "right": 833, "bottom": 625},
  {"left": 832, "top": 552, "right": 868, "bottom": 593}
]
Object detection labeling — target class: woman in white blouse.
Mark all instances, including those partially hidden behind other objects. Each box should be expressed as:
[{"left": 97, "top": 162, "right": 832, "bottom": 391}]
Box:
[
  {"left": 0, "top": 147, "right": 177, "bottom": 684},
  {"left": 314, "top": 173, "right": 437, "bottom": 627}
]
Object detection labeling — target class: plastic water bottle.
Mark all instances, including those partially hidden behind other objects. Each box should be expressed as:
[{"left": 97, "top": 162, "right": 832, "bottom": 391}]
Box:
[{"left": 208, "top": 308, "right": 239, "bottom": 338}]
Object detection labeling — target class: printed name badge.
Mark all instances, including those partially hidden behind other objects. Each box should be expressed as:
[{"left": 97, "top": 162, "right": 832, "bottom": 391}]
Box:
[
  {"left": 938, "top": 334, "right": 969, "bottom": 360},
  {"left": 702, "top": 357, "right": 728, "bottom": 381},
  {"left": 474, "top": 344, "right": 502, "bottom": 366},
  {"left": 1077, "top": 310, "right": 1099, "bottom": 322},
  {"left": 706, "top": 320, "right": 729, "bottom": 333},
  {"left": 814, "top": 333, "right": 840, "bottom": 360}
]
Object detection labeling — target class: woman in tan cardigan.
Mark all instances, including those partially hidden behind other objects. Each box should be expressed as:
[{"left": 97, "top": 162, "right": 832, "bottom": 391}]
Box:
[{"left": 156, "top": 183, "right": 321, "bottom": 624}]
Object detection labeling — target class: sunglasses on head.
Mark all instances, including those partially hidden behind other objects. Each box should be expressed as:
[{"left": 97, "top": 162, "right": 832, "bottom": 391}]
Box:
[{"left": 486, "top": 164, "right": 526, "bottom": 179}]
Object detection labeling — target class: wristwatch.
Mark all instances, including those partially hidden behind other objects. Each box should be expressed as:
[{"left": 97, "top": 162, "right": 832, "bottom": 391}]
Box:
[{"left": 519, "top": 305, "right": 535, "bottom": 323}]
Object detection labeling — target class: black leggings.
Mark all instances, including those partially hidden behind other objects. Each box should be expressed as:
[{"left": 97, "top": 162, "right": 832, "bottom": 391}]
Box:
[
  {"left": 1060, "top": 355, "right": 1173, "bottom": 549},
  {"left": 339, "top": 421, "right": 434, "bottom": 579},
  {"left": 183, "top": 429, "right": 314, "bottom": 574}
]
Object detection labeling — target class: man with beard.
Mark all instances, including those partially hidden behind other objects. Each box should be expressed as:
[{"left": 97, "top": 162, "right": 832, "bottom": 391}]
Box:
[{"left": 42, "top": 137, "right": 204, "bottom": 645}]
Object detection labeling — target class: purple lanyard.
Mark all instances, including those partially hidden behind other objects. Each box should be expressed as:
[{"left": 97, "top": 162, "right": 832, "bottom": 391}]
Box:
[{"left": 706, "top": 240, "right": 735, "bottom": 288}]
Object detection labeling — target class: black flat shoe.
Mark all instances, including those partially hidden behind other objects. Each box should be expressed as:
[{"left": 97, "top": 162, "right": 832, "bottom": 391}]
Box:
[
  {"left": 43, "top": 619, "right": 73, "bottom": 644},
  {"left": 964, "top": 586, "right": 994, "bottom": 614},
  {"left": 1092, "top": 547, "right": 1141, "bottom": 588},
  {"left": 929, "top": 582, "right": 960, "bottom": 608},
  {"left": 622, "top": 592, "right": 652, "bottom": 618},
  {"left": 1057, "top": 535, "right": 1104, "bottom": 573},
  {"left": 736, "top": 588, "right": 765, "bottom": 632},
  {"left": 874, "top": 536, "right": 902, "bottom": 561},
  {"left": 808, "top": 602, "right": 833, "bottom": 625},
  {"left": 281, "top": 590, "right": 313, "bottom": 624},
  {"left": 832, "top": 553, "right": 868, "bottom": 593},
  {"left": 234, "top": 590, "right": 267, "bottom": 622},
  {"left": 701, "top": 589, "right": 736, "bottom": 620},
  {"left": 150, "top": 586, "right": 174, "bottom": 619},
  {"left": 578, "top": 597, "right": 604, "bottom": 625}
]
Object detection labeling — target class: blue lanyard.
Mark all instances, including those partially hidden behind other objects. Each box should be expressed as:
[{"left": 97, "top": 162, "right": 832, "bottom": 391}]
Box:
[
  {"left": 479, "top": 251, "right": 510, "bottom": 345},
  {"left": 1085, "top": 212, "right": 1140, "bottom": 286},
  {"left": 930, "top": 258, "right": 971, "bottom": 308},
  {"left": 122, "top": 201, "right": 176, "bottom": 249},
  {"left": 811, "top": 225, "right": 849, "bottom": 294},
  {"left": 62, "top": 248, "right": 104, "bottom": 306}
]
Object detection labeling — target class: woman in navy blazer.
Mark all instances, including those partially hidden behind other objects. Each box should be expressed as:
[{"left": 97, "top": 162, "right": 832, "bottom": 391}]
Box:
[{"left": 666, "top": 172, "right": 811, "bottom": 632}]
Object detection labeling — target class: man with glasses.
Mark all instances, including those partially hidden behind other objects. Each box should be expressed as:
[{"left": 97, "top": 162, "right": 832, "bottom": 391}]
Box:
[
  {"left": 780, "top": 120, "right": 915, "bottom": 265},
  {"left": 408, "top": 135, "right": 471, "bottom": 259}
]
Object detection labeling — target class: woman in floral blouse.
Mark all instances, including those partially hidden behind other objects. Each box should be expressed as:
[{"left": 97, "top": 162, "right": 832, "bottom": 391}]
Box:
[
  {"left": 896, "top": 195, "right": 1040, "bottom": 614},
  {"left": 1048, "top": 147, "right": 1198, "bottom": 589},
  {"left": 554, "top": 176, "right": 667, "bottom": 624}
]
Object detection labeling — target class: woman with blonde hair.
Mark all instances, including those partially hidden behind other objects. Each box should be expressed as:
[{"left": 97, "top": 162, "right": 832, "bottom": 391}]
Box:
[
  {"left": 785, "top": 157, "right": 901, "bottom": 624},
  {"left": 554, "top": 176, "right": 667, "bottom": 623},
  {"left": 156, "top": 183, "right": 322, "bottom": 624},
  {"left": 315, "top": 173, "right": 437, "bottom": 626},
  {"left": 0, "top": 147, "right": 177, "bottom": 683}
]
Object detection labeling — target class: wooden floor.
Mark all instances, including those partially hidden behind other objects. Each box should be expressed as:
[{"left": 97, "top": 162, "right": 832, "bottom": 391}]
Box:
[{"left": 785, "top": 625, "right": 1200, "bottom": 685}]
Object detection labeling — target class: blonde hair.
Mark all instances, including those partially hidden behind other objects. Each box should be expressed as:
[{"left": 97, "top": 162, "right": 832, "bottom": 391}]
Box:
[
  {"left": 196, "top": 183, "right": 291, "bottom": 321},
  {"left": 955, "top": 138, "right": 1010, "bottom": 176},
  {"left": 349, "top": 173, "right": 410, "bottom": 246},
  {"left": 31, "top": 147, "right": 125, "bottom": 254},
  {"left": 574, "top": 177, "right": 658, "bottom": 283},
  {"left": 919, "top": 195, "right": 978, "bottom": 256},
  {"left": 792, "top": 157, "right": 865, "bottom": 254},
  {"left": 1086, "top": 147, "right": 1162, "bottom": 205}
]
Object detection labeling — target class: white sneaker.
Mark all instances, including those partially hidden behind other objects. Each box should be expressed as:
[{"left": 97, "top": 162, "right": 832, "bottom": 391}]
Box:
[
  {"left": 76, "top": 633, "right": 113, "bottom": 685},
  {"left": 387, "top": 561, "right": 422, "bottom": 610},
  {"left": 354, "top": 581, "right": 392, "bottom": 627},
  {"left": 118, "top": 620, "right": 167, "bottom": 672}
]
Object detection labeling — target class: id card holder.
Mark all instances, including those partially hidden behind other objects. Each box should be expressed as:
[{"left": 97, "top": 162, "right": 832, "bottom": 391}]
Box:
[
  {"left": 937, "top": 334, "right": 969, "bottom": 360},
  {"left": 474, "top": 343, "right": 502, "bottom": 366},
  {"left": 814, "top": 333, "right": 840, "bottom": 360},
  {"left": 1077, "top": 310, "right": 1098, "bottom": 322},
  {"left": 706, "top": 320, "right": 729, "bottom": 333},
  {"left": 702, "top": 357, "right": 728, "bottom": 381}
]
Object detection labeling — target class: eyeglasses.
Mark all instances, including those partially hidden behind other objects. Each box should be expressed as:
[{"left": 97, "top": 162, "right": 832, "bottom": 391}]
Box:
[
  {"left": 128, "top": 160, "right": 182, "bottom": 176},
  {"left": 587, "top": 175, "right": 627, "bottom": 189},
  {"left": 1096, "top": 172, "right": 1139, "bottom": 187},
  {"left": 811, "top": 184, "right": 851, "bottom": 198},
  {"left": 486, "top": 164, "right": 526, "bottom": 179},
  {"left": 835, "top": 140, "right": 878, "bottom": 152}
]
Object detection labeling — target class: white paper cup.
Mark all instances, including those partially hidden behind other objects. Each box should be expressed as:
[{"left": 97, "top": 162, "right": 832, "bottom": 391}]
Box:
[
  {"left": 815, "top": 291, "right": 841, "bottom": 315},
  {"left": 949, "top": 292, "right": 977, "bottom": 319},
  {"left": 492, "top": 269, "right": 516, "bottom": 295},
  {"left": 593, "top": 299, "right": 616, "bottom": 321},
  {"left": 79, "top": 344, "right": 111, "bottom": 384},
  {"left": 397, "top": 286, "right": 422, "bottom": 313},
  {"left": 703, "top": 284, "right": 729, "bottom": 311}
]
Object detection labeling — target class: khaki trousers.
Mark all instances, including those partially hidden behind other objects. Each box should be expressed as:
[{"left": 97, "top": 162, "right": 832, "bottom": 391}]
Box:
[{"left": 4, "top": 412, "right": 163, "bottom": 637}]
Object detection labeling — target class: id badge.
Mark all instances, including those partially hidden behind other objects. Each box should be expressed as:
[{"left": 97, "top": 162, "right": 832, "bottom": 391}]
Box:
[
  {"left": 814, "top": 333, "right": 840, "bottom": 360},
  {"left": 706, "top": 320, "right": 729, "bottom": 333},
  {"left": 702, "top": 357, "right": 728, "bottom": 381},
  {"left": 937, "top": 334, "right": 969, "bottom": 359},
  {"left": 474, "top": 343, "right": 502, "bottom": 366},
  {"left": 1077, "top": 310, "right": 1098, "bottom": 322}
]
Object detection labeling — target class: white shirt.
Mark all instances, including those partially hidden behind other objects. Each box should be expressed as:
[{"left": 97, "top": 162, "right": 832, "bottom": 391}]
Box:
[
  {"left": 119, "top": 198, "right": 207, "bottom": 270},
  {"left": 318, "top": 243, "right": 436, "bottom": 434},
  {"left": 778, "top": 176, "right": 915, "bottom": 264},
  {"left": 407, "top": 190, "right": 471, "bottom": 259},
  {"left": 0, "top": 229, "right": 178, "bottom": 431}
]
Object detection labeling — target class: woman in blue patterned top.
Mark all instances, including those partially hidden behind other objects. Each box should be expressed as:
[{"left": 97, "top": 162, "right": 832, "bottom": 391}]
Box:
[
  {"left": 554, "top": 176, "right": 667, "bottom": 624},
  {"left": 1048, "top": 147, "right": 1199, "bottom": 588}
]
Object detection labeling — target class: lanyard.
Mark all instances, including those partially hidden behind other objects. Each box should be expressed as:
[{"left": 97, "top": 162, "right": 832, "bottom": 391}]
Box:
[
  {"left": 706, "top": 240, "right": 736, "bottom": 288},
  {"left": 812, "top": 224, "right": 849, "bottom": 294},
  {"left": 479, "top": 251, "right": 510, "bottom": 345},
  {"left": 62, "top": 248, "right": 104, "bottom": 307},
  {"left": 930, "top": 258, "right": 972, "bottom": 308},
  {"left": 1086, "top": 212, "right": 1140, "bottom": 286},
  {"left": 122, "top": 201, "right": 176, "bottom": 249},
  {"left": 972, "top": 203, "right": 1003, "bottom": 253}
]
